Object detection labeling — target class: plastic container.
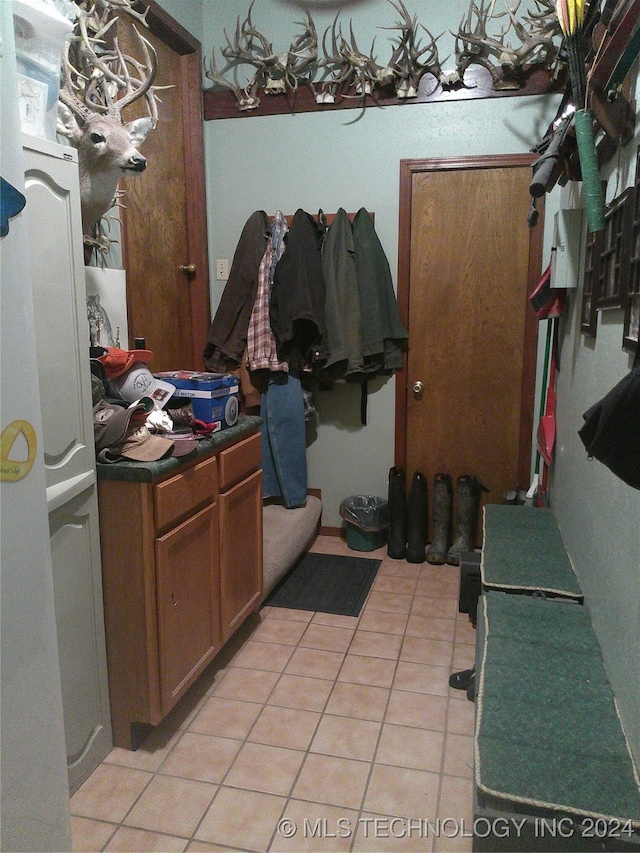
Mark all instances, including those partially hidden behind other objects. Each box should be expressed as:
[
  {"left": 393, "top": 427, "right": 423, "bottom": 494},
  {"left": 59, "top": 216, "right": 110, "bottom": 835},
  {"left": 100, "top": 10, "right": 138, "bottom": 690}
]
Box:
[
  {"left": 339, "top": 495, "right": 388, "bottom": 552},
  {"left": 13, "top": 0, "right": 75, "bottom": 140},
  {"left": 153, "top": 371, "right": 239, "bottom": 430}
]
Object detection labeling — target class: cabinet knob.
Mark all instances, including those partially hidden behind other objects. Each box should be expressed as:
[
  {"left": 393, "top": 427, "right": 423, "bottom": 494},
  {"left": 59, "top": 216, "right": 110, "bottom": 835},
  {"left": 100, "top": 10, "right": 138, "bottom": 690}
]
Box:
[
  {"left": 412, "top": 380, "right": 424, "bottom": 396},
  {"left": 180, "top": 263, "right": 196, "bottom": 275}
]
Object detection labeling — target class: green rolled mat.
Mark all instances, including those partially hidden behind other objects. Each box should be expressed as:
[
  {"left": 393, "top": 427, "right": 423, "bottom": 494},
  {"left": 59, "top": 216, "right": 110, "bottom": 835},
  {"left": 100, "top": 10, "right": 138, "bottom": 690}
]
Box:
[{"left": 574, "top": 108, "right": 605, "bottom": 233}]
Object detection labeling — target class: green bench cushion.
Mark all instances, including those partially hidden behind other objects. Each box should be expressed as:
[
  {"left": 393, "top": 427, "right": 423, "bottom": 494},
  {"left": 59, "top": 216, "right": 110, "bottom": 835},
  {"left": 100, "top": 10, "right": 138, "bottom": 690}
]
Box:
[
  {"left": 476, "top": 591, "right": 640, "bottom": 827},
  {"left": 481, "top": 505, "right": 583, "bottom": 600}
]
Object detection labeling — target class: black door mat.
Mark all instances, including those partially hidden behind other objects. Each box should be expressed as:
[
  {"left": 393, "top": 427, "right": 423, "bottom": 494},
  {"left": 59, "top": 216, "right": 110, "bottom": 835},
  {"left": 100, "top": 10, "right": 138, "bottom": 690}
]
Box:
[{"left": 265, "top": 551, "right": 380, "bottom": 617}]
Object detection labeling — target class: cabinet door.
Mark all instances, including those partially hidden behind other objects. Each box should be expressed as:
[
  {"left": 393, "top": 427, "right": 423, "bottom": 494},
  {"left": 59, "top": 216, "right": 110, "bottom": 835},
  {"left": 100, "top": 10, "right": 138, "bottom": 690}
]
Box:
[
  {"left": 156, "top": 503, "right": 220, "bottom": 712},
  {"left": 22, "top": 136, "right": 95, "bottom": 503},
  {"left": 219, "top": 470, "right": 263, "bottom": 642},
  {"left": 49, "top": 486, "right": 112, "bottom": 792}
]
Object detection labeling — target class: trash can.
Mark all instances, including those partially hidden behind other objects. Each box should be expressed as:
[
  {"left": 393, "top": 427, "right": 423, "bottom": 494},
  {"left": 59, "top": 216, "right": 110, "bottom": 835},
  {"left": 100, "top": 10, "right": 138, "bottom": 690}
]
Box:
[{"left": 339, "top": 495, "right": 388, "bottom": 552}]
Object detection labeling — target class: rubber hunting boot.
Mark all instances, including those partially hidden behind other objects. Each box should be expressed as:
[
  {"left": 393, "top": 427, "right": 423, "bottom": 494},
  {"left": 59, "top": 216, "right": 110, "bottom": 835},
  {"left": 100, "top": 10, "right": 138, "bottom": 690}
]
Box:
[
  {"left": 446, "top": 475, "right": 481, "bottom": 566},
  {"left": 387, "top": 467, "right": 407, "bottom": 560},
  {"left": 426, "top": 473, "right": 452, "bottom": 565},
  {"left": 406, "top": 471, "right": 428, "bottom": 563}
]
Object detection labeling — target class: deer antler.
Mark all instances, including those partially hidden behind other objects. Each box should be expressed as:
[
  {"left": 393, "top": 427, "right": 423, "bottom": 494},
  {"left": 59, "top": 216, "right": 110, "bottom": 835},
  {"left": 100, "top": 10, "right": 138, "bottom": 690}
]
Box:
[
  {"left": 216, "top": 3, "right": 319, "bottom": 98},
  {"left": 110, "top": 29, "right": 158, "bottom": 117},
  {"left": 64, "top": 4, "right": 160, "bottom": 123},
  {"left": 454, "top": 0, "right": 560, "bottom": 89},
  {"left": 521, "top": 0, "right": 563, "bottom": 77},
  {"left": 287, "top": 12, "right": 319, "bottom": 91},
  {"left": 317, "top": 15, "right": 382, "bottom": 104},
  {"left": 77, "top": 0, "right": 150, "bottom": 29},
  {"left": 221, "top": 2, "right": 273, "bottom": 72},
  {"left": 205, "top": 49, "right": 261, "bottom": 110},
  {"left": 380, "top": 0, "right": 442, "bottom": 97},
  {"left": 313, "top": 14, "right": 349, "bottom": 102},
  {"left": 221, "top": 2, "right": 290, "bottom": 94}
]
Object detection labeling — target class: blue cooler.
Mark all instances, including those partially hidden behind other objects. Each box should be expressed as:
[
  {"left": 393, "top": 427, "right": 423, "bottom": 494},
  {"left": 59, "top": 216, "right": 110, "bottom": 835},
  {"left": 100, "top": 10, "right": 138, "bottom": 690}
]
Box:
[{"left": 154, "top": 371, "right": 239, "bottom": 430}]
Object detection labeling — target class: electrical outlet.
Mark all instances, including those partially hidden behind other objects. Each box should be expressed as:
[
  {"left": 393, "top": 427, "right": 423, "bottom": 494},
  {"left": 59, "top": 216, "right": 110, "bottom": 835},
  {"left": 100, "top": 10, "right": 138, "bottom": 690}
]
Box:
[{"left": 216, "top": 259, "right": 229, "bottom": 280}]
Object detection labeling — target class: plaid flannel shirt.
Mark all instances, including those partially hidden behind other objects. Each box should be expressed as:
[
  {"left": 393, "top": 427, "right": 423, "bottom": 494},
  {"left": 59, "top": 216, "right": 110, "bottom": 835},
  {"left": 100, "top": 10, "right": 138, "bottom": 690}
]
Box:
[{"left": 247, "top": 216, "right": 289, "bottom": 373}]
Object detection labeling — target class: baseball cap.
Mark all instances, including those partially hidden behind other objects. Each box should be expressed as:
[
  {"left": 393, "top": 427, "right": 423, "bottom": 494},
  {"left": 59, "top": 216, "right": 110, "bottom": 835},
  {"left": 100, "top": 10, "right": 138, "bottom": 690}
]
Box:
[
  {"left": 167, "top": 432, "right": 199, "bottom": 457},
  {"left": 115, "top": 422, "right": 176, "bottom": 462},
  {"left": 93, "top": 398, "right": 174, "bottom": 463},
  {"left": 109, "top": 364, "right": 175, "bottom": 409},
  {"left": 98, "top": 346, "right": 154, "bottom": 379}
]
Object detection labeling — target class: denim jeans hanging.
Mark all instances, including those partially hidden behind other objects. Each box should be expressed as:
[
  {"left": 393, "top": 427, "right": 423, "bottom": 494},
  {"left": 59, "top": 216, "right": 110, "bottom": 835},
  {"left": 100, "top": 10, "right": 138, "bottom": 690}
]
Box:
[{"left": 260, "top": 370, "right": 307, "bottom": 508}]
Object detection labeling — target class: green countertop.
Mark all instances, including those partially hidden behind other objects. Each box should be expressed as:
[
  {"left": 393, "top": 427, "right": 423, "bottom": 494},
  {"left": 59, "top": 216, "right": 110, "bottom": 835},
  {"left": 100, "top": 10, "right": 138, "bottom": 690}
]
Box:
[{"left": 96, "top": 415, "right": 262, "bottom": 483}]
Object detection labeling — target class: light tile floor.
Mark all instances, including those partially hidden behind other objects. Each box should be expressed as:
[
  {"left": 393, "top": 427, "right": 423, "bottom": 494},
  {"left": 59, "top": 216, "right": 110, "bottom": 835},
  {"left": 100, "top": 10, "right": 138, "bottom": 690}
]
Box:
[{"left": 70, "top": 535, "right": 477, "bottom": 853}]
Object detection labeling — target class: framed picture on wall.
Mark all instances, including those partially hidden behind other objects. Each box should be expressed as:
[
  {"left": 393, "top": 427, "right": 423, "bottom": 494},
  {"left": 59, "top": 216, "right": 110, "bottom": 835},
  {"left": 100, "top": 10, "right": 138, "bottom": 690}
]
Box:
[
  {"left": 85, "top": 267, "right": 128, "bottom": 349},
  {"left": 581, "top": 224, "right": 602, "bottom": 336},
  {"left": 597, "top": 187, "right": 633, "bottom": 310},
  {"left": 623, "top": 293, "right": 640, "bottom": 353},
  {"left": 622, "top": 150, "right": 640, "bottom": 354}
]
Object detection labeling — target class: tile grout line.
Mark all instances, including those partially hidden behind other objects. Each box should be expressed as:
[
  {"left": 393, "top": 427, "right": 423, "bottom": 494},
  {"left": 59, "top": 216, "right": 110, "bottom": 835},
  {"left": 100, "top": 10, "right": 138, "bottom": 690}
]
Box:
[
  {"left": 71, "top": 540, "right": 474, "bottom": 853},
  {"left": 348, "top": 555, "right": 418, "bottom": 852},
  {"left": 266, "top": 553, "right": 376, "bottom": 852}
]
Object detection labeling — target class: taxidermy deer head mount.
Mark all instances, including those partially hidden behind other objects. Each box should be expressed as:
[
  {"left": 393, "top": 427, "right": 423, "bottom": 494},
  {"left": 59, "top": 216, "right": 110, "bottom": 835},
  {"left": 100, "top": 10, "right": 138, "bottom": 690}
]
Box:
[{"left": 57, "top": 2, "right": 161, "bottom": 246}]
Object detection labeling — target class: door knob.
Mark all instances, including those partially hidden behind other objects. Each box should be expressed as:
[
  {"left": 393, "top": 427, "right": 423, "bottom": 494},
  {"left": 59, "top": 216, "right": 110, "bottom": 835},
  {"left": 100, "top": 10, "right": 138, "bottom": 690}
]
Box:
[
  {"left": 412, "top": 380, "right": 424, "bottom": 395},
  {"left": 180, "top": 263, "right": 196, "bottom": 275}
]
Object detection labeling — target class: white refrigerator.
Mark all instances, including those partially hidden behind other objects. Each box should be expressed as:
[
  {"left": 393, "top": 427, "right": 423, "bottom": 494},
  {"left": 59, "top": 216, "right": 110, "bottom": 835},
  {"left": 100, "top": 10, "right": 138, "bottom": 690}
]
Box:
[{"left": 0, "top": 2, "right": 73, "bottom": 849}]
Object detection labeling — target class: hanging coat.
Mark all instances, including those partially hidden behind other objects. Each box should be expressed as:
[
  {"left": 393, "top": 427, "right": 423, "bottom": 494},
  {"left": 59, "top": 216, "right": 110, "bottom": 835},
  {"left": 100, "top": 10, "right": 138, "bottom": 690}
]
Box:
[
  {"left": 352, "top": 207, "right": 408, "bottom": 376},
  {"left": 318, "top": 207, "right": 364, "bottom": 382},
  {"left": 247, "top": 210, "right": 289, "bottom": 375},
  {"left": 578, "top": 349, "right": 640, "bottom": 490},
  {"left": 203, "top": 210, "right": 270, "bottom": 372},
  {"left": 270, "top": 208, "right": 328, "bottom": 367}
]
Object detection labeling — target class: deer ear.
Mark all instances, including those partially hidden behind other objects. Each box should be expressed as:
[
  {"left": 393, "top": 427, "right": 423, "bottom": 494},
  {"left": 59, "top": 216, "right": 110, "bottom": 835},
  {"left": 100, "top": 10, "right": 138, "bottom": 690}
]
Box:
[
  {"left": 126, "top": 117, "right": 154, "bottom": 148},
  {"left": 57, "top": 101, "right": 83, "bottom": 142}
]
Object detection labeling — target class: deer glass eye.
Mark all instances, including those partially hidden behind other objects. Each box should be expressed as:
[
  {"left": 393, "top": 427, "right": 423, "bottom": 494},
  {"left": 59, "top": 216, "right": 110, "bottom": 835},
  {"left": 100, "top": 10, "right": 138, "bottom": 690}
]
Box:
[{"left": 90, "top": 131, "right": 106, "bottom": 144}]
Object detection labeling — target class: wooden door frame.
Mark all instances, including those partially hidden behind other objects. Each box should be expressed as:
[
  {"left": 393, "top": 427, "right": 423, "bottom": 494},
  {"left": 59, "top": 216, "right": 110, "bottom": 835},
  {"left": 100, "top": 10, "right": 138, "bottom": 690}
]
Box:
[
  {"left": 395, "top": 154, "right": 545, "bottom": 489},
  {"left": 122, "top": 1, "right": 211, "bottom": 369}
]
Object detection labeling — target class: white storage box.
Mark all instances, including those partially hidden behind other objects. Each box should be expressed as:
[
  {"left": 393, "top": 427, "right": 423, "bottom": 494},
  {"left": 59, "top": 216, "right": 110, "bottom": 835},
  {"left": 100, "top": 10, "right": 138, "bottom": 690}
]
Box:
[{"left": 12, "top": 0, "right": 74, "bottom": 141}]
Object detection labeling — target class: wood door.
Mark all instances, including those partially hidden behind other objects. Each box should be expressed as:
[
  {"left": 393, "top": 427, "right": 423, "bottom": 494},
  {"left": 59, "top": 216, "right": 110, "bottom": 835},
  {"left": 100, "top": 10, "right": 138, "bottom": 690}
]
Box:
[
  {"left": 117, "top": 3, "right": 210, "bottom": 371},
  {"left": 396, "top": 156, "right": 543, "bottom": 540}
]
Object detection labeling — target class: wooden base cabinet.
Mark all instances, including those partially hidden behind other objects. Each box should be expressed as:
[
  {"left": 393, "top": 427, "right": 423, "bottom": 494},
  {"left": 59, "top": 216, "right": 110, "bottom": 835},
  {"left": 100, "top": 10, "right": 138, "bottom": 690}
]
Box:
[{"left": 98, "top": 429, "right": 262, "bottom": 749}]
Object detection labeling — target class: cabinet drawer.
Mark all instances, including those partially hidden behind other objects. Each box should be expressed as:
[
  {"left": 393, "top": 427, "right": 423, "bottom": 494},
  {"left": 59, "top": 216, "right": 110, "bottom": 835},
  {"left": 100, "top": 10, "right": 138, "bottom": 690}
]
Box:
[
  {"left": 154, "top": 455, "right": 218, "bottom": 531},
  {"left": 218, "top": 432, "right": 261, "bottom": 492}
]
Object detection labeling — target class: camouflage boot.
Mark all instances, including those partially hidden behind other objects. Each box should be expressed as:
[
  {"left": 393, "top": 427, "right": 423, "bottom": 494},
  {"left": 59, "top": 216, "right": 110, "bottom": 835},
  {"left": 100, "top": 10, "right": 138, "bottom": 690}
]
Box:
[
  {"left": 426, "top": 473, "right": 452, "bottom": 565},
  {"left": 446, "top": 475, "right": 481, "bottom": 566}
]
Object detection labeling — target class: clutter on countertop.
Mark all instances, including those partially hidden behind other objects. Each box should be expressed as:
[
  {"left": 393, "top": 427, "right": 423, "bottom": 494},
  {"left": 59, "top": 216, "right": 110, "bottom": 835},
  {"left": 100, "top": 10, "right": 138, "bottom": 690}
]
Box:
[
  {"left": 95, "top": 414, "right": 263, "bottom": 483},
  {"left": 90, "top": 347, "right": 242, "bottom": 468}
]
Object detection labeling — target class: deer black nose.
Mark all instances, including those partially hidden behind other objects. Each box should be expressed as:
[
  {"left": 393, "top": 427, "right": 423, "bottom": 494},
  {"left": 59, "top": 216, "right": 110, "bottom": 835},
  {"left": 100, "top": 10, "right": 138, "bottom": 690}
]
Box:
[{"left": 127, "top": 154, "right": 147, "bottom": 172}]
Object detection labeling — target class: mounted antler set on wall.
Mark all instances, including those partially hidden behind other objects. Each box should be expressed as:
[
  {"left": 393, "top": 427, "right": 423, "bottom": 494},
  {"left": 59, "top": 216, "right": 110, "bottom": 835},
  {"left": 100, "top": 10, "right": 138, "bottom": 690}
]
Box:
[
  {"left": 205, "top": 0, "right": 564, "bottom": 112},
  {"left": 58, "top": 0, "right": 165, "bottom": 251},
  {"left": 206, "top": 5, "right": 318, "bottom": 109},
  {"left": 455, "top": 0, "right": 562, "bottom": 90}
]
